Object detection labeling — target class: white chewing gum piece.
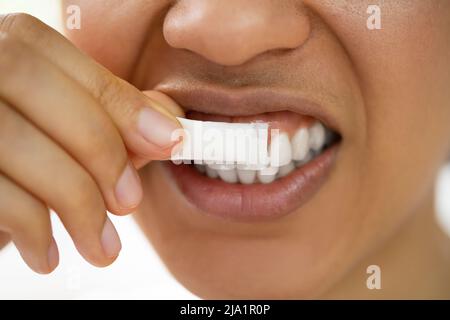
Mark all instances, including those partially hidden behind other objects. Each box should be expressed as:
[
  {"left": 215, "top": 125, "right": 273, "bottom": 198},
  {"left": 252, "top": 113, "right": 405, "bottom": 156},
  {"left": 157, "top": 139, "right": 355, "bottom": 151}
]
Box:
[{"left": 174, "top": 117, "right": 269, "bottom": 166}]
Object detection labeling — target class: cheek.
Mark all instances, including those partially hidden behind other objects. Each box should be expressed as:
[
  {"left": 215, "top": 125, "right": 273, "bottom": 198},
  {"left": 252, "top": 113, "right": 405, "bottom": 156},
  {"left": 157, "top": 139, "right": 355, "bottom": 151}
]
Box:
[
  {"left": 64, "top": 0, "right": 171, "bottom": 78},
  {"left": 336, "top": 1, "right": 450, "bottom": 241},
  {"left": 309, "top": 0, "right": 450, "bottom": 256},
  {"left": 363, "top": 10, "right": 450, "bottom": 212}
]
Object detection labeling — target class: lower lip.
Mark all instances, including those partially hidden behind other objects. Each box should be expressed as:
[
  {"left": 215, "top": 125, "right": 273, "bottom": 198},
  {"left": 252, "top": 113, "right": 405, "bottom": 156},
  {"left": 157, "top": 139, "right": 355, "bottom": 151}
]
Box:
[{"left": 165, "top": 144, "right": 339, "bottom": 222}]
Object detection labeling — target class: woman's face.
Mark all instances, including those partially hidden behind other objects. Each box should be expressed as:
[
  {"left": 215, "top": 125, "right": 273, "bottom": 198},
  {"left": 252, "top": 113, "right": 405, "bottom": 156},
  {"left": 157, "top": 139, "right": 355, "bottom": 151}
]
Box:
[{"left": 66, "top": 0, "right": 450, "bottom": 298}]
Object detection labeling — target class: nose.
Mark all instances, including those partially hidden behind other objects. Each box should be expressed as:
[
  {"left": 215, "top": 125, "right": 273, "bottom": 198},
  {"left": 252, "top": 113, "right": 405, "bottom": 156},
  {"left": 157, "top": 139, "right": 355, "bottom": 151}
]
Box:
[{"left": 163, "top": 0, "right": 311, "bottom": 66}]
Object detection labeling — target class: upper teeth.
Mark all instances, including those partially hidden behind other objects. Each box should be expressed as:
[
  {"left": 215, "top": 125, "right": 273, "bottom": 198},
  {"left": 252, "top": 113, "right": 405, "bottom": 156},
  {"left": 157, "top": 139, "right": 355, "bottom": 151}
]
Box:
[
  {"left": 309, "top": 122, "right": 326, "bottom": 151},
  {"left": 270, "top": 132, "right": 292, "bottom": 167},
  {"left": 291, "top": 127, "right": 309, "bottom": 161},
  {"left": 194, "top": 121, "right": 333, "bottom": 184}
]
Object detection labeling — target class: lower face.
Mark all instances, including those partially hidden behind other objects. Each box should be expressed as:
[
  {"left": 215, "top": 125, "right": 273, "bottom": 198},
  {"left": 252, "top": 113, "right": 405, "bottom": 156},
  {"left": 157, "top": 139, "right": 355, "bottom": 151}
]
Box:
[
  {"left": 67, "top": 1, "right": 450, "bottom": 298},
  {"left": 169, "top": 111, "right": 340, "bottom": 220}
]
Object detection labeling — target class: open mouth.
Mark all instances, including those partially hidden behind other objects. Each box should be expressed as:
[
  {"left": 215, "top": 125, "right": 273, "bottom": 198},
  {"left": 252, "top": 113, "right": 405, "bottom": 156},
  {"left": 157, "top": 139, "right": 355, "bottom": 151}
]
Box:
[
  {"left": 183, "top": 110, "right": 339, "bottom": 184},
  {"left": 158, "top": 86, "right": 342, "bottom": 221}
]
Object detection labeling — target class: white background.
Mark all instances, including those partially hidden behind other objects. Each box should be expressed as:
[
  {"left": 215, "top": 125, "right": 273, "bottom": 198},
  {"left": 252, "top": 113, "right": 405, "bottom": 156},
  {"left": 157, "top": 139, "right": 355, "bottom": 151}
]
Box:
[{"left": 0, "top": 0, "right": 449, "bottom": 299}]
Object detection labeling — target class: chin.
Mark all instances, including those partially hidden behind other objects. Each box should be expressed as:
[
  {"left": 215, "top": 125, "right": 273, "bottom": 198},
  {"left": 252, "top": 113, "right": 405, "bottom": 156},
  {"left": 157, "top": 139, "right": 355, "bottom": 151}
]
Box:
[{"left": 136, "top": 153, "right": 365, "bottom": 300}]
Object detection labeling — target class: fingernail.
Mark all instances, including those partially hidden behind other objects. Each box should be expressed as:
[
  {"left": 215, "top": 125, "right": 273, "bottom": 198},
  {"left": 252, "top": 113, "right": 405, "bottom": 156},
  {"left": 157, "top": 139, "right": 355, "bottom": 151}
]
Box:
[
  {"left": 47, "top": 238, "right": 59, "bottom": 271},
  {"left": 138, "top": 107, "right": 180, "bottom": 148},
  {"left": 115, "top": 163, "right": 143, "bottom": 209},
  {"left": 101, "top": 218, "right": 122, "bottom": 258}
]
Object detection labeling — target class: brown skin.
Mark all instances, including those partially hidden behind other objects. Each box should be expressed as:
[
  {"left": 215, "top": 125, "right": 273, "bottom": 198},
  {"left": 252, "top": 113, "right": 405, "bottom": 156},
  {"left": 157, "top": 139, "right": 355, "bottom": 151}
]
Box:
[
  {"left": 0, "top": 13, "right": 183, "bottom": 273},
  {"left": 1, "top": 0, "right": 449, "bottom": 298},
  {"left": 66, "top": 0, "right": 450, "bottom": 299},
  {"left": 0, "top": 232, "right": 9, "bottom": 250}
]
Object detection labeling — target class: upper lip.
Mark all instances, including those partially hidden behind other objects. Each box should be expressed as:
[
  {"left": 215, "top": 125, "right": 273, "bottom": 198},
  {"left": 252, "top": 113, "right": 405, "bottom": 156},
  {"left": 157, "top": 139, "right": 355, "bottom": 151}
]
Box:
[{"left": 154, "top": 83, "right": 341, "bottom": 133}]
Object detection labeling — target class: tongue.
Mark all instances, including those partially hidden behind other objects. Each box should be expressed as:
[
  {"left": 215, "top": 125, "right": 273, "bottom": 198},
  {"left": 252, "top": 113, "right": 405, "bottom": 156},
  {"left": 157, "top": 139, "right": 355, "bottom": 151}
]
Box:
[{"left": 186, "top": 110, "right": 315, "bottom": 137}]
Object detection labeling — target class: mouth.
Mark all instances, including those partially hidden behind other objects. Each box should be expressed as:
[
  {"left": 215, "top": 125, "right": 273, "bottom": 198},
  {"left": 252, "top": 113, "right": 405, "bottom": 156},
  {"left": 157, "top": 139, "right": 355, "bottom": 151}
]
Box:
[{"left": 157, "top": 85, "right": 342, "bottom": 221}]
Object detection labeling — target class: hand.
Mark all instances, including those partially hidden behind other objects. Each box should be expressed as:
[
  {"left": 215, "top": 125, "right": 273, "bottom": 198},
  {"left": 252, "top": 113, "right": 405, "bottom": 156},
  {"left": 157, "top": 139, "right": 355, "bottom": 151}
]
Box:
[{"left": 0, "top": 13, "right": 183, "bottom": 273}]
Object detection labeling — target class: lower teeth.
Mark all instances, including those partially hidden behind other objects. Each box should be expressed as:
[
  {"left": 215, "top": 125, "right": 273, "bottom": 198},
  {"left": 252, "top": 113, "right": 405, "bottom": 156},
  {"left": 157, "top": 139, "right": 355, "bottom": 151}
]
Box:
[{"left": 192, "top": 148, "right": 321, "bottom": 185}]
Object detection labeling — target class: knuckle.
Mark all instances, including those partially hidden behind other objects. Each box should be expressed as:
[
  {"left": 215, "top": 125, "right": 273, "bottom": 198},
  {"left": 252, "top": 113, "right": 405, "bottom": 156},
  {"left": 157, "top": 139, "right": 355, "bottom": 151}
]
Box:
[
  {"left": 0, "top": 193, "right": 48, "bottom": 235},
  {"left": 0, "top": 34, "right": 34, "bottom": 84},
  {"left": 111, "top": 78, "right": 141, "bottom": 120},
  {"left": 10, "top": 209, "right": 48, "bottom": 237},
  {"left": 91, "top": 74, "right": 140, "bottom": 125},
  {"left": 91, "top": 72, "right": 124, "bottom": 108},
  {"left": 92, "top": 150, "right": 128, "bottom": 186},
  {"left": 0, "top": 102, "right": 33, "bottom": 151},
  {"left": 0, "top": 13, "right": 49, "bottom": 87},
  {"left": 0, "top": 34, "right": 22, "bottom": 70},
  {"left": 70, "top": 99, "right": 129, "bottom": 183},
  {"left": 0, "top": 13, "right": 40, "bottom": 34},
  {"left": 94, "top": 137, "right": 127, "bottom": 176},
  {"left": 78, "top": 115, "right": 128, "bottom": 182},
  {"left": 65, "top": 173, "right": 104, "bottom": 213}
]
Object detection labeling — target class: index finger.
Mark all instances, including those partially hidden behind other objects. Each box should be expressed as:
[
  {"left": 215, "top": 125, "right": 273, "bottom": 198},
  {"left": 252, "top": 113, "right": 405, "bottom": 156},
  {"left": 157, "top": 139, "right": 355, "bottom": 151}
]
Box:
[{"left": 0, "top": 13, "right": 184, "bottom": 164}]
